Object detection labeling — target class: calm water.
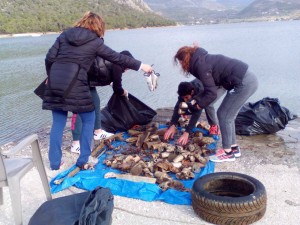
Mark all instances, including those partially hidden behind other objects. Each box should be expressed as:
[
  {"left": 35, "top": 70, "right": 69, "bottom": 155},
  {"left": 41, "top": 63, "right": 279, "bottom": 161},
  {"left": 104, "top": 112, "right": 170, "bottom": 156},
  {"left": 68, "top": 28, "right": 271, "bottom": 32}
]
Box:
[{"left": 1, "top": 21, "right": 300, "bottom": 145}]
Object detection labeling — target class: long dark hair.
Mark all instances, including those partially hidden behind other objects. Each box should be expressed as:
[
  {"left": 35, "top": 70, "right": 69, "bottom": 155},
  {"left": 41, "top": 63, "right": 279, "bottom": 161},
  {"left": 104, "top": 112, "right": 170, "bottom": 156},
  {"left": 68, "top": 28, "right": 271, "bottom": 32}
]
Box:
[{"left": 174, "top": 46, "right": 198, "bottom": 76}]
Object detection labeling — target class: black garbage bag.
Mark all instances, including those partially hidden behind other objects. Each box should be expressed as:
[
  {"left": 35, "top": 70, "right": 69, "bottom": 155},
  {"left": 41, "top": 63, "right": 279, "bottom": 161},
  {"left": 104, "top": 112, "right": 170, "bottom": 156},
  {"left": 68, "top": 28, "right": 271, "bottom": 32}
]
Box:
[
  {"left": 101, "top": 93, "right": 157, "bottom": 133},
  {"left": 28, "top": 187, "right": 114, "bottom": 225},
  {"left": 235, "top": 97, "right": 297, "bottom": 135}
]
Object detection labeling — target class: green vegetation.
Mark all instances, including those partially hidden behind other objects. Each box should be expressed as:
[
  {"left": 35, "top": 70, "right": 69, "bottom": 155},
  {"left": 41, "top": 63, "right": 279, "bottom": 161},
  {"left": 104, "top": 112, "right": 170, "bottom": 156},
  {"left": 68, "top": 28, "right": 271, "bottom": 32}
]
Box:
[{"left": 0, "top": 0, "right": 176, "bottom": 34}]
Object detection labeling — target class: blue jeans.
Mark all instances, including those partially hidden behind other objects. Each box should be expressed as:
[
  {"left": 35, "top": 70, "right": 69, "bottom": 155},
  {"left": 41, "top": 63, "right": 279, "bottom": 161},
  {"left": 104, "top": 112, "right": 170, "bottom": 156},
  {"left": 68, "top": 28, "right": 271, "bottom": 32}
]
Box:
[
  {"left": 72, "top": 87, "right": 101, "bottom": 141},
  {"left": 217, "top": 70, "right": 258, "bottom": 149},
  {"left": 49, "top": 110, "right": 95, "bottom": 169}
]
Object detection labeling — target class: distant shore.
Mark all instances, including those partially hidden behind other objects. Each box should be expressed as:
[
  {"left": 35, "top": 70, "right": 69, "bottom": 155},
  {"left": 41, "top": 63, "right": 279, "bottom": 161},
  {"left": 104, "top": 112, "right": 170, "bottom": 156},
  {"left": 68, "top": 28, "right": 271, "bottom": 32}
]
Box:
[
  {"left": 0, "top": 25, "right": 181, "bottom": 39},
  {"left": 0, "top": 32, "right": 59, "bottom": 39}
]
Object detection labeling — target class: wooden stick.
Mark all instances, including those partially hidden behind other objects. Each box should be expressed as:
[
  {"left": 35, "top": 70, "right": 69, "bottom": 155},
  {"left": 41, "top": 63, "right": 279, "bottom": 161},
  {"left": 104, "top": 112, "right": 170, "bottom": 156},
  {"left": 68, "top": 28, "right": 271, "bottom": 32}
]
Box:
[
  {"left": 53, "top": 167, "right": 80, "bottom": 185},
  {"left": 104, "top": 172, "right": 157, "bottom": 184}
]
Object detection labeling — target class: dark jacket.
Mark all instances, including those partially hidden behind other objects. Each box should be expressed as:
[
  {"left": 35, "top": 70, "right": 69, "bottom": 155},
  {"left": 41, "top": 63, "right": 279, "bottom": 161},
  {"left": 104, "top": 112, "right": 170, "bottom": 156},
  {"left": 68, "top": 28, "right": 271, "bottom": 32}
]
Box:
[
  {"left": 42, "top": 27, "right": 141, "bottom": 113},
  {"left": 170, "top": 79, "right": 204, "bottom": 133},
  {"left": 88, "top": 61, "right": 125, "bottom": 96},
  {"left": 189, "top": 47, "right": 248, "bottom": 108}
]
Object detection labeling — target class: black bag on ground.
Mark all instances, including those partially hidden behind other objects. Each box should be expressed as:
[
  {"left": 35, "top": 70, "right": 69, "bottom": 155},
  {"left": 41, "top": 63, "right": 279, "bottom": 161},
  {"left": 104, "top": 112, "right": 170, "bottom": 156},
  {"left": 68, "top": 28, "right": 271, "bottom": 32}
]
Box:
[
  {"left": 101, "top": 93, "right": 157, "bottom": 133},
  {"left": 28, "top": 187, "right": 114, "bottom": 225},
  {"left": 235, "top": 97, "right": 297, "bottom": 135}
]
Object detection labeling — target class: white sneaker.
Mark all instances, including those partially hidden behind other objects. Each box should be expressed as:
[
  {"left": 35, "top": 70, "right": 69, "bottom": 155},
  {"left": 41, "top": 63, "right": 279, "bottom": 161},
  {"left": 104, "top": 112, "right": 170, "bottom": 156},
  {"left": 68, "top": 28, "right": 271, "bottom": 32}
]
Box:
[
  {"left": 94, "top": 130, "right": 114, "bottom": 140},
  {"left": 71, "top": 142, "right": 80, "bottom": 154}
]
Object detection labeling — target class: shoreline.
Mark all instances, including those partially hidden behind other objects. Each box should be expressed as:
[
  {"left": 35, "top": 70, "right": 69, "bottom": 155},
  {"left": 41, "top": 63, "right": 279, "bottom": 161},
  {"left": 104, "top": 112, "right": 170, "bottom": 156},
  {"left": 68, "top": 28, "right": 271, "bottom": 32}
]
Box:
[
  {"left": 0, "top": 32, "right": 58, "bottom": 39},
  {"left": 0, "top": 25, "right": 181, "bottom": 39}
]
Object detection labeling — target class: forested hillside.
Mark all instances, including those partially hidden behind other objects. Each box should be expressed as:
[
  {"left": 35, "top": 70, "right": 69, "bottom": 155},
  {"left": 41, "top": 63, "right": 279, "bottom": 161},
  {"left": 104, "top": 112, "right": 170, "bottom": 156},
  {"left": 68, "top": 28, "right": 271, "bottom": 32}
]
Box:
[{"left": 0, "top": 0, "right": 175, "bottom": 34}]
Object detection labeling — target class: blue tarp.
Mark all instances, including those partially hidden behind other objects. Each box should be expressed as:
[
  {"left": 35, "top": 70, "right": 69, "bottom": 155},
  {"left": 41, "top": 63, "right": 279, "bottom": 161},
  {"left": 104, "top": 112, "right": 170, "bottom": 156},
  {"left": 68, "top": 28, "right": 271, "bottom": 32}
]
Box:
[{"left": 50, "top": 126, "right": 217, "bottom": 205}]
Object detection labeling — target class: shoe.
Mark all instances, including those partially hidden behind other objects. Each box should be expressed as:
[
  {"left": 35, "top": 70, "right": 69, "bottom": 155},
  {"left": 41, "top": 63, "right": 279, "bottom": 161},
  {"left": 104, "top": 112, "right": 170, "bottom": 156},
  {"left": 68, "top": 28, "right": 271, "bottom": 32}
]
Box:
[
  {"left": 71, "top": 142, "right": 80, "bottom": 154},
  {"left": 231, "top": 146, "right": 241, "bottom": 158},
  {"left": 50, "top": 161, "right": 65, "bottom": 171},
  {"left": 209, "top": 125, "right": 220, "bottom": 136},
  {"left": 94, "top": 130, "right": 114, "bottom": 140},
  {"left": 209, "top": 149, "right": 235, "bottom": 162}
]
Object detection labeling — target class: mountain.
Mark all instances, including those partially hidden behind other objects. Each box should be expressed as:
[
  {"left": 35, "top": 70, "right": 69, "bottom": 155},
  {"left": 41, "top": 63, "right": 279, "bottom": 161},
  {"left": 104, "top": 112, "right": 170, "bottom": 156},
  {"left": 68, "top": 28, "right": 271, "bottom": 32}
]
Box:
[
  {"left": 0, "top": 0, "right": 175, "bottom": 34},
  {"left": 143, "top": 0, "right": 300, "bottom": 24},
  {"left": 239, "top": 0, "right": 300, "bottom": 18}
]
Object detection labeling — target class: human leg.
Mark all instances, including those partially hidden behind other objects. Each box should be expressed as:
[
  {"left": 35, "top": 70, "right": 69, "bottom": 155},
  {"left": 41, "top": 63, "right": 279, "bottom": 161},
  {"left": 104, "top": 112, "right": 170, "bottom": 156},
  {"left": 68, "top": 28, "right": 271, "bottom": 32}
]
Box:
[
  {"left": 211, "top": 71, "right": 258, "bottom": 162},
  {"left": 218, "top": 71, "right": 258, "bottom": 149},
  {"left": 206, "top": 87, "right": 226, "bottom": 135},
  {"left": 49, "top": 110, "right": 68, "bottom": 170},
  {"left": 205, "top": 87, "right": 226, "bottom": 125},
  {"left": 90, "top": 87, "right": 113, "bottom": 139},
  {"left": 71, "top": 88, "right": 98, "bottom": 154},
  {"left": 76, "top": 110, "right": 95, "bottom": 167},
  {"left": 90, "top": 87, "right": 101, "bottom": 130},
  {"left": 72, "top": 114, "right": 82, "bottom": 141},
  {"left": 70, "top": 113, "right": 82, "bottom": 154}
]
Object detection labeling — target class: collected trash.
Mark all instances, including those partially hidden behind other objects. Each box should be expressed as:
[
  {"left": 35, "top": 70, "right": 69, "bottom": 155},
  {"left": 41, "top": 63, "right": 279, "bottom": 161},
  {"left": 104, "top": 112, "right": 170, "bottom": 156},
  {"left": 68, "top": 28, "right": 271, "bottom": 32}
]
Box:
[
  {"left": 144, "top": 65, "right": 160, "bottom": 91},
  {"left": 235, "top": 97, "right": 297, "bottom": 135},
  {"left": 101, "top": 93, "right": 157, "bottom": 133},
  {"left": 101, "top": 121, "right": 215, "bottom": 192}
]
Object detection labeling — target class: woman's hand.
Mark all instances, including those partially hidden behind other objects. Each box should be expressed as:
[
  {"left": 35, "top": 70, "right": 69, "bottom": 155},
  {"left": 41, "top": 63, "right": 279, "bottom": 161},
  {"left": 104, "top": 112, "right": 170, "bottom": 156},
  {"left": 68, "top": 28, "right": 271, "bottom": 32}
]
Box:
[
  {"left": 164, "top": 125, "right": 176, "bottom": 141},
  {"left": 176, "top": 132, "right": 189, "bottom": 146},
  {"left": 140, "top": 63, "right": 153, "bottom": 73},
  {"left": 123, "top": 90, "right": 129, "bottom": 99}
]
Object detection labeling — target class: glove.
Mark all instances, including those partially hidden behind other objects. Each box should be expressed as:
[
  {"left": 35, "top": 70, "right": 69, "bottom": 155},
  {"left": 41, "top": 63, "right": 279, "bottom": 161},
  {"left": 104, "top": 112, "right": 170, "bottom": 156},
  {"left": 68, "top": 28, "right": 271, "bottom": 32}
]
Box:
[
  {"left": 151, "top": 72, "right": 159, "bottom": 90},
  {"left": 145, "top": 75, "right": 154, "bottom": 91}
]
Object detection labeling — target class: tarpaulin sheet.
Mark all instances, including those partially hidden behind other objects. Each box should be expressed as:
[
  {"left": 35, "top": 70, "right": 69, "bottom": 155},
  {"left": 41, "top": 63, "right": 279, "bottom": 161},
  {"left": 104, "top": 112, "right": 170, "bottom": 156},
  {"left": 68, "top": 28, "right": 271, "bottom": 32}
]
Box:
[{"left": 50, "top": 126, "right": 217, "bottom": 205}]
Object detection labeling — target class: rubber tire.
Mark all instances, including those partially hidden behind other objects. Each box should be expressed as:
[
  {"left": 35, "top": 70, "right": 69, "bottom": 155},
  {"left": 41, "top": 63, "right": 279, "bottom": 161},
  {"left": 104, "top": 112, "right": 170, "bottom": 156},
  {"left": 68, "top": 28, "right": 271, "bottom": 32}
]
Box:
[{"left": 192, "top": 172, "right": 267, "bottom": 225}]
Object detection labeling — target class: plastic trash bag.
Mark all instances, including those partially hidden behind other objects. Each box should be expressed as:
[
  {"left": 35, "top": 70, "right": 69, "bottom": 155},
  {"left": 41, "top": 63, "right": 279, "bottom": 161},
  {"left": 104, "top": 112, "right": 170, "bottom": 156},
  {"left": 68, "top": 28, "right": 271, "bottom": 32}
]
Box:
[
  {"left": 101, "top": 93, "right": 157, "bottom": 133},
  {"left": 29, "top": 187, "right": 113, "bottom": 225},
  {"left": 235, "top": 97, "right": 297, "bottom": 135}
]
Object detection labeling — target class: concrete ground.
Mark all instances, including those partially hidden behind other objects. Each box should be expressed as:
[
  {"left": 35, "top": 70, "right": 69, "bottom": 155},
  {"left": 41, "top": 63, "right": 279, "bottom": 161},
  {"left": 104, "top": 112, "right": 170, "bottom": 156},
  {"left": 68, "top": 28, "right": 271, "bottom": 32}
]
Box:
[{"left": 0, "top": 117, "right": 299, "bottom": 225}]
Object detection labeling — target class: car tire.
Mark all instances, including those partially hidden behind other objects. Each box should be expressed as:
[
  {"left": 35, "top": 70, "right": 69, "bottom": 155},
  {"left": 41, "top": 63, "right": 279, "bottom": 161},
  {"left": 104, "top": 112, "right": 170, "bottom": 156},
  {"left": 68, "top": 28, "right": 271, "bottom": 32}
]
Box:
[{"left": 192, "top": 172, "right": 267, "bottom": 225}]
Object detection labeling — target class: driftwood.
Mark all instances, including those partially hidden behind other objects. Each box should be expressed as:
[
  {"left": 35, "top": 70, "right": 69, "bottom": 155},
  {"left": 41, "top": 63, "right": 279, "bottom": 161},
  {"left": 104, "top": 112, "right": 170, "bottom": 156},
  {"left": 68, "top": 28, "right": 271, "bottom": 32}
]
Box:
[
  {"left": 92, "top": 132, "right": 124, "bottom": 157},
  {"left": 127, "top": 129, "right": 143, "bottom": 137},
  {"left": 104, "top": 172, "right": 157, "bottom": 184},
  {"left": 53, "top": 167, "right": 80, "bottom": 185},
  {"left": 136, "top": 131, "right": 150, "bottom": 148},
  {"left": 53, "top": 133, "right": 124, "bottom": 186},
  {"left": 142, "top": 141, "right": 161, "bottom": 150}
]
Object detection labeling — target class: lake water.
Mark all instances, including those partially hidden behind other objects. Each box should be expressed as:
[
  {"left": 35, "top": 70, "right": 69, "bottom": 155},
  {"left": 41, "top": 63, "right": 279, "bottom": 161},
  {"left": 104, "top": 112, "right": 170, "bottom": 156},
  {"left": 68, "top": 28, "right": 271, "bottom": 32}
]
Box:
[{"left": 1, "top": 21, "right": 300, "bottom": 146}]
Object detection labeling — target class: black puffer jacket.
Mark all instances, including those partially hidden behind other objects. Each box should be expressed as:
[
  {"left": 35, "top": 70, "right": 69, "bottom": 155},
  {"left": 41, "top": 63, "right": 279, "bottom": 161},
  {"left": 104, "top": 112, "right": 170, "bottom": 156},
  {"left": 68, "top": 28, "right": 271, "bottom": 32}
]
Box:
[
  {"left": 42, "top": 27, "right": 141, "bottom": 113},
  {"left": 189, "top": 47, "right": 248, "bottom": 108}
]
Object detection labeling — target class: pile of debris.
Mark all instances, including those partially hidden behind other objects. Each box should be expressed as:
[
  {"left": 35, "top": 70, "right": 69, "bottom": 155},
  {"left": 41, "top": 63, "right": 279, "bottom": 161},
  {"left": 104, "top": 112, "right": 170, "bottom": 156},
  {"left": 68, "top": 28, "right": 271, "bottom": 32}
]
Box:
[{"left": 99, "top": 122, "right": 216, "bottom": 192}]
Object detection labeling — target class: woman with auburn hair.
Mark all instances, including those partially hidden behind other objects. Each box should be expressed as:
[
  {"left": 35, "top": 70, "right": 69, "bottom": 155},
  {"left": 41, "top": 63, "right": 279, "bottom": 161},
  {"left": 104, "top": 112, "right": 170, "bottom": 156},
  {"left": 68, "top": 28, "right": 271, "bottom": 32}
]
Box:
[
  {"left": 170, "top": 45, "right": 258, "bottom": 163},
  {"left": 43, "top": 11, "right": 153, "bottom": 170}
]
